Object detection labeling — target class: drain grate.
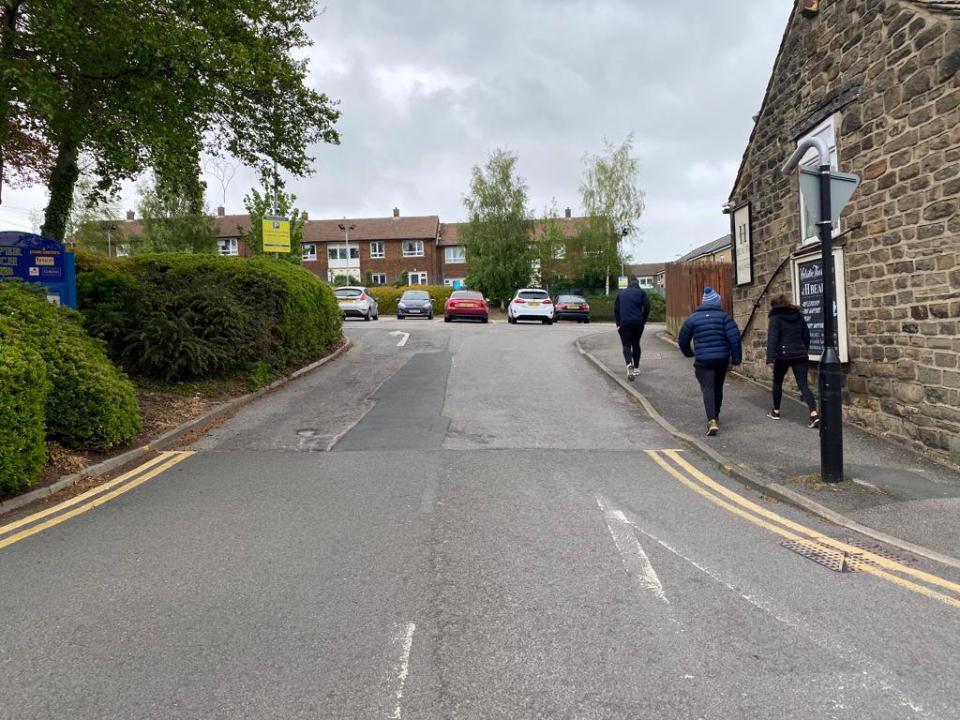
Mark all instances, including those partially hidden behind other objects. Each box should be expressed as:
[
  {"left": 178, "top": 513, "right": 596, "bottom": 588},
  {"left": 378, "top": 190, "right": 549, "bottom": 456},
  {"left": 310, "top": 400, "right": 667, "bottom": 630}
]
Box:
[
  {"left": 836, "top": 537, "right": 915, "bottom": 567},
  {"left": 780, "top": 539, "right": 862, "bottom": 573}
]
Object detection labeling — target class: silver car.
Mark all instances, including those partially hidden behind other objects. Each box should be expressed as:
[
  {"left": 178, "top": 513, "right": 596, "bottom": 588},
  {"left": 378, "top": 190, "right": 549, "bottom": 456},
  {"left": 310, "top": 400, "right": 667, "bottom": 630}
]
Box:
[{"left": 335, "top": 286, "right": 379, "bottom": 321}]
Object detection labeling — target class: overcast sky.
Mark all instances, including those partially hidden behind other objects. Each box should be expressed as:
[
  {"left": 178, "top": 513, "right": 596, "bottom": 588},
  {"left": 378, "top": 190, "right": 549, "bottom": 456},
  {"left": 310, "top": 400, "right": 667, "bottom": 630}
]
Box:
[{"left": 0, "top": 0, "right": 794, "bottom": 262}]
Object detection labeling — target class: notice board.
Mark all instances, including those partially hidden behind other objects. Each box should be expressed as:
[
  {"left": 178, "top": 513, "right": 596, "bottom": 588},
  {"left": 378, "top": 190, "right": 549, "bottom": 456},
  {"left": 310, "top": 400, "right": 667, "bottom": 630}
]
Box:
[{"left": 791, "top": 248, "right": 848, "bottom": 362}]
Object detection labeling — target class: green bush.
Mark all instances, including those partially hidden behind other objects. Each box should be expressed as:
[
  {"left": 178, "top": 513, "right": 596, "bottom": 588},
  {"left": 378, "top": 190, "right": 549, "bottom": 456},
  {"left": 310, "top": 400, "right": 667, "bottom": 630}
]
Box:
[
  {"left": 0, "top": 323, "right": 49, "bottom": 496},
  {"left": 77, "top": 253, "right": 342, "bottom": 381},
  {"left": 369, "top": 285, "right": 455, "bottom": 315},
  {"left": 0, "top": 283, "right": 140, "bottom": 451},
  {"left": 584, "top": 290, "right": 665, "bottom": 323}
]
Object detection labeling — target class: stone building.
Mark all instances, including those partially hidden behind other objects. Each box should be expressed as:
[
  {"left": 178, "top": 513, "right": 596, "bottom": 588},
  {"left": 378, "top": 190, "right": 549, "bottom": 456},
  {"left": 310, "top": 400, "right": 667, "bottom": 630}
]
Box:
[{"left": 725, "top": 0, "right": 960, "bottom": 463}]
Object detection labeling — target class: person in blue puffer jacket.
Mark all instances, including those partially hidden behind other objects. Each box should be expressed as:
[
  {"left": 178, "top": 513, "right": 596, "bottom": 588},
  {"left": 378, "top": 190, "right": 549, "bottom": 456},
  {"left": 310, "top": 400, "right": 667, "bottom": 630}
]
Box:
[{"left": 677, "top": 287, "right": 742, "bottom": 436}]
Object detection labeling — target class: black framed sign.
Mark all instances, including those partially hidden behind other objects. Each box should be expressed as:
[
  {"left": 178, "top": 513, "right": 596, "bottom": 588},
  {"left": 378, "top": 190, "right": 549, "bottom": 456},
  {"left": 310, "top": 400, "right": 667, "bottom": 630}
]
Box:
[
  {"left": 791, "top": 248, "right": 849, "bottom": 362},
  {"left": 731, "top": 203, "right": 752, "bottom": 286}
]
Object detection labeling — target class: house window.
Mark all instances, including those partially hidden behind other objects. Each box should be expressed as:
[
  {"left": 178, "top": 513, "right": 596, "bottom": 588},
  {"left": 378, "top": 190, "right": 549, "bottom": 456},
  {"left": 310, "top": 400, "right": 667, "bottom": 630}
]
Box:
[
  {"left": 371, "top": 273, "right": 387, "bottom": 285},
  {"left": 552, "top": 245, "right": 566, "bottom": 260},
  {"left": 370, "top": 241, "right": 385, "bottom": 259},
  {"left": 403, "top": 240, "right": 424, "bottom": 257},
  {"left": 218, "top": 238, "right": 238, "bottom": 256},
  {"left": 409, "top": 272, "right": 428, "bottom": 285},
  {"left": 799, "top": 115, "right": 839, "bottom": 245},
  {"left": 349, "top": 246, "right": 360, "bottom": 260},
  {"left": 444, "top": 245, "right": 466, "bottom": 264},
  {"left": 328, "top": 247, "right": 345, "bottom": 261},
  {"left": 639, "top": 276, "right": 654, "bottom": 289},
  {"left": 302, "top": 243, "right": 317, "bottom": 261},
  {"left": 443, "top": 278, "right": 466, "bottom": 288}
]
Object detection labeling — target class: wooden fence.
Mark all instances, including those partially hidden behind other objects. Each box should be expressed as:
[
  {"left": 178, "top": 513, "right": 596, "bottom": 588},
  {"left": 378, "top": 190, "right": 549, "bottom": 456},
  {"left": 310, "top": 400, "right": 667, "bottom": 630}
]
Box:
[{"left": 664, "top": 261, "right": 734, "bottom": 337}]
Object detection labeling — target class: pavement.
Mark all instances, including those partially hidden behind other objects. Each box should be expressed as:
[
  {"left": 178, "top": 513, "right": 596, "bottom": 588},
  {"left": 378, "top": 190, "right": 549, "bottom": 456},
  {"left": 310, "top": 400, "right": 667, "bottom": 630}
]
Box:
[{"left": 579, "top": 325, "right": 960, "bottom": 563}]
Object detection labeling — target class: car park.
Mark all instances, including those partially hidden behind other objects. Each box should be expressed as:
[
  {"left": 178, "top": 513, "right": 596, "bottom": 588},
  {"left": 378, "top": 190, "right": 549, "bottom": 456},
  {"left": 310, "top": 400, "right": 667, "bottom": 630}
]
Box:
[
  {"left": 507, "top": 288, "right": 554, "bottom": 324},
  {"left": 334, "top": 286, "right": 379, "bottom": 321},
  {"left": 444, "top": 290, "right": 489, "bottom": 323},
  {"left": 397, "top": 289, "right": 434, "bottom": 319},
  {"left": 554, "top": 294, "right": 590, "bottom": 323}
]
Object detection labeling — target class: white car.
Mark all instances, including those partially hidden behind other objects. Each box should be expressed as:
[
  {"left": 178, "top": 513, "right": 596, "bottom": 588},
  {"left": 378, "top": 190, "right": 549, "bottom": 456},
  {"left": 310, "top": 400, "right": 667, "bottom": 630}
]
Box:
[
  {"left": 507, "top": 288, "right": 554, "bottom": 325},
  {"left": 334, "top": 286, "right": 379, "bottom": 321}
]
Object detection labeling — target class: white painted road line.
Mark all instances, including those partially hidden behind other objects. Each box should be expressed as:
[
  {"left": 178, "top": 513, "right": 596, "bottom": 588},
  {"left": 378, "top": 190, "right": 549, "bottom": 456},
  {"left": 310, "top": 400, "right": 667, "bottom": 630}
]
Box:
[
  {"left": 595, "top": 496, "right": 669, "bottom": 604},
  {"left": 390, "top": 621, "right": 416, "bottom": 719},
  {"left": 389, "top": 331, "right": 410, "bottom": 347}
]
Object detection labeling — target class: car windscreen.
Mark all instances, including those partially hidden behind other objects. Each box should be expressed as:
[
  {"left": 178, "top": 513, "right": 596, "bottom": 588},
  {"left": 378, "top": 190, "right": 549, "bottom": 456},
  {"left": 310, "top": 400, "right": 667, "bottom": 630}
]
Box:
[
  {"left": 451, "top": 291, "right": 482, "bottom": 299},
  {"left": 334, "top": 288, "right": 362, "bottom": 298},
  {"left": 558, "top": 295, "right": 585, "bottom": 303},
  {"left": 518, "top": 290, "right": 549, "bottom": 300},
  {"left": 401, "top": 291, "right": 429, "bottom": 301}
]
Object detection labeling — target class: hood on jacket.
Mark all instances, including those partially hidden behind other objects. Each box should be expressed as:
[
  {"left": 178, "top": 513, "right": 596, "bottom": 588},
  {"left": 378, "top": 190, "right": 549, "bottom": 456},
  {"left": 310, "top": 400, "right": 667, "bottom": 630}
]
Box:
[{"left": 769, "top": 305, "right": 802, "bottom": 321}]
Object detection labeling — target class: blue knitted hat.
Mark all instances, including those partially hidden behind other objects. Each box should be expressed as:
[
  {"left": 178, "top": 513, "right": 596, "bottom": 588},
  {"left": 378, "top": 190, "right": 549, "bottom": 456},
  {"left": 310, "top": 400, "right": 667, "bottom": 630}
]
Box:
[{"left": 702, "top": 286, "right": 721, "bottom": 307}]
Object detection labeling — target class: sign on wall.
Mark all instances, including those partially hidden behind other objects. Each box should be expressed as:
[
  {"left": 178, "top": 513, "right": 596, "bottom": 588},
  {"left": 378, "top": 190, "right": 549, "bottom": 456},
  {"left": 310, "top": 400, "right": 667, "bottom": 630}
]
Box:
[
  {"left": 0, "top": 231, "right": 77, "bottom": 308},
  {"left": 732, "top": 203, "right": 752, "bottom": 285},
  {"left": 262, "top": 216, "right": 291, "bottom": 253},
  {"left": 792, "top": 248, "right": 848, "bottom": 362}
]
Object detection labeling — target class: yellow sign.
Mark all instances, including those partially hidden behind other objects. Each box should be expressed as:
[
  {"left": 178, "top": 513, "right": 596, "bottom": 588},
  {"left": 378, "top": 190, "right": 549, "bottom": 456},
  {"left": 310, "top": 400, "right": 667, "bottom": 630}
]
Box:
[{"left": 262, "top": 216, "right": 291, "bottom": 253}]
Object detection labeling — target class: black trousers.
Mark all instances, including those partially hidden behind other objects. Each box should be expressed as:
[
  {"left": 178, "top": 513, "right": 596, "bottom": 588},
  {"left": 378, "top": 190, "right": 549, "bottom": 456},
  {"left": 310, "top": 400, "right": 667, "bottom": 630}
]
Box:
[
  {"left": 772, "top": 359, "right": 817, "bottom": 412},
  {"left": 694, "top": 361, "right": 728, "bottom": 422},
  {"left": 618, "top": 323, "right": 645, "bottom": 366}
]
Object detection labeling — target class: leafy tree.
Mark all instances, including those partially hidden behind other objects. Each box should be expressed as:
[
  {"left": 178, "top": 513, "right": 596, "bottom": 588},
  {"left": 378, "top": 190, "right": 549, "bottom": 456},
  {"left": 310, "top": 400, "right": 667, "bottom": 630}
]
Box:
[
  {"left": 0, "top": 1, "right": 339, "bottom": 241},
  {"left": 577, "top": 134, "right": 645, "bottom": 294},
  {"left": 535, "top": 201, "right": 575, "bottom": 293},
  {"left": 461, "top": 149, "right": 534, "bottom": 306},
  {"left": 240, "top": 186, "right": 306, "bottom": 265},
  {"left": 61, "top": 169, "right": 127, "bottom": 254},
  {"left": 132, "top": 174, "right": 218, "bottom": 254}
]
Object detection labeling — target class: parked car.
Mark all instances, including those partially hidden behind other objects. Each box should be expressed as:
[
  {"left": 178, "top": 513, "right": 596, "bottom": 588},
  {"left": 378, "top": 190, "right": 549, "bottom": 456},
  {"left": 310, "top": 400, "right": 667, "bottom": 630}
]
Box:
[
  {"left": 507, "top": 288, "right": 554, "bottom": 324},
  {"left": 554, "top": 294, "right": 590, "bottom": 323},
  {"left": 397, "top": 289, "right": 434, "bottom": 319},
  {"left": 444, "top": 290, "right": 489, "bottom": 323},
  {"left": 335, "top": 286, "right": 379, "bottom": 321}
]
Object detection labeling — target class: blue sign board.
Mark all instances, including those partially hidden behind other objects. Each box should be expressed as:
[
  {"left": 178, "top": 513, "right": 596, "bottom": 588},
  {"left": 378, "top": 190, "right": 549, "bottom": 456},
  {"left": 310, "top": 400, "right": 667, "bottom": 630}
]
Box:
[
  {"left": 0, "top": 231, "right": 77, "bottom": 308},
  {"left": 452, "top": 280, "right": 462, "bottom": 290}
]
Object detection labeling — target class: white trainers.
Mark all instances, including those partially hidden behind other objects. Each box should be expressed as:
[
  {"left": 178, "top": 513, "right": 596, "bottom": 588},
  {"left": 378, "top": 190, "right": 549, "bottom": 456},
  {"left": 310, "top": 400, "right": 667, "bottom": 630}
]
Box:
[
  {"left": 626, "top": 362, "right": 634, "bottom": 381},
  {"left": 631, "top": 366, "right": 640, "bottom": 378}
]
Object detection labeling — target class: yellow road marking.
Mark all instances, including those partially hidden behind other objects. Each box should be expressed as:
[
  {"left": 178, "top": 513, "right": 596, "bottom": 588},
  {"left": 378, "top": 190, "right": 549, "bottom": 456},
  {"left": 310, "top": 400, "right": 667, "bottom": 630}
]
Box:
[
  {"left": 0, "top": 452, "right": 174, "bottom": 538},
  {"left": 646, "top": 450, "right": 960, "bottom": 610},
  {"left": 0, "top": 451, "right": 194, "bottom": 551},
  {"left": 661, "top": 449, "right": 960, "bottom": 597}
]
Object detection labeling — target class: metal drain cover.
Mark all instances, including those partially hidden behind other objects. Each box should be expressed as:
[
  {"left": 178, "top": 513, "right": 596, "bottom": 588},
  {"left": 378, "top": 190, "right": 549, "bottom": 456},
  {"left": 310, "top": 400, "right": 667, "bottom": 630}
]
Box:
[
  {"left": 837, "top": 537, "right": 915, "bottom": 567},
  {"left": 780, "top": 539, "right": 861, "bottom": 573}
]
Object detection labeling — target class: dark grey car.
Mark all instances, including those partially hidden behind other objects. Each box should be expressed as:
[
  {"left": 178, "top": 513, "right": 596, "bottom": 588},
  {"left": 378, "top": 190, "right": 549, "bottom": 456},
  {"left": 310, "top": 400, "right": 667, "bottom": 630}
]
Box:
[{"left": 397, "top": 290, "right": 434, "bottom": 319}]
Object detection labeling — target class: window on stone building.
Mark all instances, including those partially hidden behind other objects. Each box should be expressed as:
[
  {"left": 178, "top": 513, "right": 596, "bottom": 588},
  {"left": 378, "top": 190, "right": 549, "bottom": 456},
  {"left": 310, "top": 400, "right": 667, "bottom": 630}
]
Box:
[{"left": 799, "top": 115, "right": 840, "bottom": 245}]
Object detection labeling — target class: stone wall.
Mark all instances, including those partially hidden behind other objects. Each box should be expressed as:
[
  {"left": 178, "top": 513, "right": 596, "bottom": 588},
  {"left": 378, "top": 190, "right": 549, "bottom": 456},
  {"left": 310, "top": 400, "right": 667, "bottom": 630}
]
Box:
[{"left": 727, "top": 0, "right": 960, "bottom": 464}]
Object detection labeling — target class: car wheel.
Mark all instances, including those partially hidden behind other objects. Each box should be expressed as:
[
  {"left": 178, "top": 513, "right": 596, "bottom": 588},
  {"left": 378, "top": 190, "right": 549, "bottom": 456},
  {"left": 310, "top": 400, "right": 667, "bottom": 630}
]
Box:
[
  {"left": 397, "top": 314, "right": 404, "bottom": 320},
  {"left": 364, "top": 311, "right": 371, "bottom": 321},
  {"left": 444, "top": 315, "right": 451, "bottom": 323},
  {"left": 584, "top": 318, "right": 590, "bottom": 324},
  {"left": 481, "top": 317, "right": 488, "bottom": 324}
]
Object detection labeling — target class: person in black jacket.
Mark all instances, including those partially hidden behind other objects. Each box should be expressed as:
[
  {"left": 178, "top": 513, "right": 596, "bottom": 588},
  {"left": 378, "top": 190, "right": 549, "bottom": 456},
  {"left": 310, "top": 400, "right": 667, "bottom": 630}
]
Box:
[
  {"left": 766, "top": 294, "right": 819, "bottom": 428},
  {"left": 614, "top": 278, "right": 651, "bottom": 381},
  {"left": 677, "top": 287, "right": 741, "bottom": 436}
]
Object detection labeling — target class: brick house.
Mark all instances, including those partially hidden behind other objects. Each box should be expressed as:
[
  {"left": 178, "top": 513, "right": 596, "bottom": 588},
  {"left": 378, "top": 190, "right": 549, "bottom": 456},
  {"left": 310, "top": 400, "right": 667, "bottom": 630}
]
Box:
[
  {"left": 300, "top": 209, "right": 441, "bottom": 286},
  {"left": 678, "top": 234, "right": 733, "bottom": 264},
  {"left": 724, "top": 0, "right": 960, "bottom": 462},
  {"left": 627, "top": 263, "right": 667, "bottom": 289}
]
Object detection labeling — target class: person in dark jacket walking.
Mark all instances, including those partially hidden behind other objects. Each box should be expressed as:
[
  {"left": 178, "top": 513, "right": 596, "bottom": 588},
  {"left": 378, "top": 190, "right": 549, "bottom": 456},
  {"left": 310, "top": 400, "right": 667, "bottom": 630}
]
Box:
[
  {"left": 677, "top": 287, "right": 741, "bottom": 436},
  {"left": 766, "top": 294, "right": 819, "bottom": 427},
  {"left": 614, "top": 278, "right": 651, "bottom": 381}
]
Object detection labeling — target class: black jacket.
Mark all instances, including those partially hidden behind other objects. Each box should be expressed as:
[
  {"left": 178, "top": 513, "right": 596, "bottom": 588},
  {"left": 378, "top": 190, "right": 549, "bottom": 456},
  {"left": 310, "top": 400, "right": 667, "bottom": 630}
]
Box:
[
  {"left": 766, "top": 306, "right": 810, "bottom": 362},
  {"left": 614, "top": 286, "right": 650, "bottom": 326}
]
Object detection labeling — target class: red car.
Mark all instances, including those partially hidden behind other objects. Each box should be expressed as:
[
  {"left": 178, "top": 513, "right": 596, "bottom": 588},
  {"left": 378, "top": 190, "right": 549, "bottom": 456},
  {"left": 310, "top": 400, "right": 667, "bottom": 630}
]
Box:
[{"left": 444, "top": 290, "right": 489, "bottom": 323}]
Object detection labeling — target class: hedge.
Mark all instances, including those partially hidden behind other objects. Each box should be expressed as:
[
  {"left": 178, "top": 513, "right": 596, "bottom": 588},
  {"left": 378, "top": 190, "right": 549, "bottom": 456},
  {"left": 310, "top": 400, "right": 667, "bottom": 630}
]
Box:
[
  {"left": 76, "top": 252, "right": 342, "bottom": 381},
  {"left": 368, "top": 285, "right": 455, "bottom": 315},
  {"left": 0, "top": 322, "right": 49, "bottom": 496},
  {"left": 0, "top": 282, "right": 141, "bottom": 451},
  {"left": 583, "top": 291, "right": 665, "bottom": 323}
]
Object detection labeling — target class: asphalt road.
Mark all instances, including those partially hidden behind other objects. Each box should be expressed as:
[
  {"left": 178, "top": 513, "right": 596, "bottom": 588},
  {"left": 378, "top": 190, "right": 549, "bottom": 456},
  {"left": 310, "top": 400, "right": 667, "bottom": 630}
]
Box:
[{"left": 2, "top": 317, "right": 959, "bottom": 719}]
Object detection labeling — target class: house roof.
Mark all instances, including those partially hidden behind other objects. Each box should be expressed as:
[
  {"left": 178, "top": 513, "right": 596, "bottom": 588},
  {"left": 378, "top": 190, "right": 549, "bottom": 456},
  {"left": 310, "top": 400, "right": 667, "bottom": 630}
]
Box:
[
  {"left": 439, "top": 216, "right": 589, "bottom": 246},
  {"left": 303, "top": 215, "right": 439, "bottom": 243},
  {"left": 679, "top": 234, "right": 732, "bottom": 262},
  {"left": 113, "top": 214, "right": 252, "bottom": 240},
  {"left": 628, "top": 262, "right": 666, "bottom": 277}
]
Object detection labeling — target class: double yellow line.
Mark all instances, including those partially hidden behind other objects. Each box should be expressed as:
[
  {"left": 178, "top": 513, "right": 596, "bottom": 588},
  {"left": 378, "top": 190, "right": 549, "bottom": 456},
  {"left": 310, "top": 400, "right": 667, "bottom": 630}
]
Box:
[
  {"left": 647, "top": 449, "right": 960, "bottom": 610},
  {"left": 0, "top": 450, "right": 194, "bottom": 551}
]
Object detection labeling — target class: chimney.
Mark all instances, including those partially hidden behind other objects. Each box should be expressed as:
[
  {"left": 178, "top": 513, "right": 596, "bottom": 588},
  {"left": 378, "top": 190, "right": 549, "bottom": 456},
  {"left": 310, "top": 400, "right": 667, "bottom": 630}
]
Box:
[
  {"left": 564, "top": 207, "right": 571, "bottom": 219},
  {"left": 126, "top": 210, "right": 135, "bottom": 220},
  {"left": 217, "top": 206, "right": 225, "bottom": 217},
  {"left": 393, "top": 207, "right": 400, "bottom": 218}
]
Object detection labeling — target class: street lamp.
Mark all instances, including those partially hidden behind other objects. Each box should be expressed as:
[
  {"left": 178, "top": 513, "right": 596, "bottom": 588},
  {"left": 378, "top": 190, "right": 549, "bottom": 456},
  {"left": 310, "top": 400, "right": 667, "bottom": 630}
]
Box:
[
  {"left": 620, "top": 227, "right": 629, "bottom": 281},
  {"left": 103, "top": 222, "right": 117, "bottom": 257},
  {"left": 337, "top": 222, "right": 356, "bottom": 283}
]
